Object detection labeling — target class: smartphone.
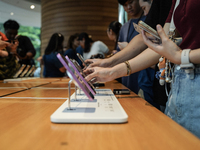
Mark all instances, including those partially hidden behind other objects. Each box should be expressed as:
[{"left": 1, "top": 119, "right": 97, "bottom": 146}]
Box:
[
  {"left": 76, "top": 53, "right": 89, "bottom": 67},
  {"left": 69, "top": 58, "right": 96, "bottom": 94},
  {"left": 133, "top": 21, "right": 161, "bottom": 44},
  {"left": 93, "top": 83, "right": 105, "bottom": 87},
  {"left": 113, "top": 89, "right": 130, "bottom": 95},
  {"left": 57, "top": 53, "right": 95, "bottom": 100}
]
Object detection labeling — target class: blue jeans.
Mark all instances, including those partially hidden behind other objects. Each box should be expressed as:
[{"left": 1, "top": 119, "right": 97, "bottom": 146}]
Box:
[{"left": 165, "top": 65, "right": 200, "bottom": 138}]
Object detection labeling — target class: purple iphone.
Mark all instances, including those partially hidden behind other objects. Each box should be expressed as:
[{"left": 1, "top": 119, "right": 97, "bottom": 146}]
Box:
[
  {"left": 65, "top": 55, "right": 96, "bottom": 96},
  {"left": 57, "top": 53, "right": 94, "bottom": 100}
]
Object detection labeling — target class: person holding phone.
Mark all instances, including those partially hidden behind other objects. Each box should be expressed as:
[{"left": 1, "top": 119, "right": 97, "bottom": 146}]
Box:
[
  {"left": 141, "top": 0, "right": 200, "bottom": 138},
  {"left": 3, "top": 20, "right": 36, "bottom": 65},
  {"left": 0, "top": 32, "right": 20, "bottom": 79}
]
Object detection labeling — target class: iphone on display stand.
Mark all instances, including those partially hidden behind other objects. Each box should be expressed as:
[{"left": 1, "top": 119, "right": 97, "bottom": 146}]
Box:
[
  {"left": 65, "top": 55, "right": 96, "bottom": 96},
  {"left": 70, "top": 59, "right": 96, "bottom": 93},
  {"left": 133, "top": 20, "right": 161, "bottom": 44},
  {"left": 76, "top": 53, "right": 89, "bottom": 67},
  {"left": 57, "top": 53, "right": 95, "bottom": 101}
]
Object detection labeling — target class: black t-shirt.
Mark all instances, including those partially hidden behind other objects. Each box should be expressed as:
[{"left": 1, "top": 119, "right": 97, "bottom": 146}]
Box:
[
  {"left": 17, "top": 35, "right": 36, "bottom": 65},
  {"left": 144, "top": 0, "right": 172, "bottom": 106}
]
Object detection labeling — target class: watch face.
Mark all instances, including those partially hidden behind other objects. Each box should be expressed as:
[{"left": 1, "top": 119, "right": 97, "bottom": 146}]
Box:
[{"left": 57, "top": 53, "right": 95, "bottom": 101}]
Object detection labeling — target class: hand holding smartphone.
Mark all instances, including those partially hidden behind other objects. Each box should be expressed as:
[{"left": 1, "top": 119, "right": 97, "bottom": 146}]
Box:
[{"left": 133, "top": 21, "right": 161, "bottom": 44}]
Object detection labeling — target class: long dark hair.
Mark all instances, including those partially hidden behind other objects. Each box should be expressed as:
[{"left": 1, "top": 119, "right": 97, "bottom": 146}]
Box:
[
  {"left": 45, "top": 33, "right": 64, "bottom": 55},
  {"left": 66, "top": 33, "right": 79, "bottom": 50},
  {"left": 108, "top": 21, "right": 122, "bottom": 49},
  {"left": 78, "top": 32, "right": 93, "bottom": 53}
]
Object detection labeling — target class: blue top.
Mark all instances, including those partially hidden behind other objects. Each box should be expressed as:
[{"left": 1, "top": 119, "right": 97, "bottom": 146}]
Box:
[
  {"left": 43, "top": 52, "right": 65, "bottom": 77},
  {"left": 116, "top": 16, "right": 158, "bottom": 108},
  {"left": 64, "top": 46, "right": 84, "bottom": 67},
  {"left": 116, "top": 16, "right": 146, "bottom": 51},
  {"left": 118, "top": 16, "right": 146, "bottom": 94}
]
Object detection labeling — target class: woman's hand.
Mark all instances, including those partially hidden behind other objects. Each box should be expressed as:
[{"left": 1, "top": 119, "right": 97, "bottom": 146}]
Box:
[
  {"left": 7, "top": 40, "right": 19, "bottom": 55},
  {"left": 85, "top": 58, "right": 112, "bottom": 68},
  {"left": 0, "top": 40, "right": 9, "bottom": 49},
  {"left": 141, "top": 24, "right": 182, "bottom": 64},
  {"left": 84, "top": 62, "right": 127, "bottom": 83},
  {"left": 84, "top": 67, "right": 117, "bottom": 83}
]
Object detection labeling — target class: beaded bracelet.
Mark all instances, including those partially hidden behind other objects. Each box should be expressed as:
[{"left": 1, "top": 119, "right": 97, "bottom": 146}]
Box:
[{"left": 124, "top": 61, "right": 132, "bottom": 76}]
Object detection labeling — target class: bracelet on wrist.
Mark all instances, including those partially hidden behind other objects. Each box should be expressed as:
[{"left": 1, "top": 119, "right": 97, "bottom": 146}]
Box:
[{"left": 124, "top": 61, "right": 132, "bottom": 76}]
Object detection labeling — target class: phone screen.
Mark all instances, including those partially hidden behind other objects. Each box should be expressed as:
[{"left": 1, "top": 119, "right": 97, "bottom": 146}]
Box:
[
  {"left": 133, "top": 21, "right": 161, "bottom": 44},
  {"left": 76, "top": 53, "right": 89, "bottom": 67},
  {"left": 70, "top": 59, "right": 96, "bottom": 92},
  {"left": 65, "top": 56, "right": 96, "bottom": 95}
]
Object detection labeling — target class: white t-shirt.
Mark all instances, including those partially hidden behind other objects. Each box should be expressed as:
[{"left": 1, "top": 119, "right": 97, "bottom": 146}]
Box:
[{"left": 83, "top": 41, "right": 109, "bottom": 60}]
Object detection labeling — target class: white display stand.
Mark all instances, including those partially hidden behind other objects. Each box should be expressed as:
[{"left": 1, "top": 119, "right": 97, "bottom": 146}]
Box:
[{"left": 50, "top": 89, "right": 128, "bottom": 123}]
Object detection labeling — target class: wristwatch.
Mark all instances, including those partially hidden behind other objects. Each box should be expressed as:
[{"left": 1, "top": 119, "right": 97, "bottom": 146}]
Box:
[{"left": 180, "top": 49, "right": 194, "bottom": 69}]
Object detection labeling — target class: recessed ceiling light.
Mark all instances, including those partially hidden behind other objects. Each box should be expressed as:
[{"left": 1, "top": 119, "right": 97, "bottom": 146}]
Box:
[
  {"left": 10, "top": 12, "right": 14, "bottom": 15},
  {"left": 30, "top": 5, "right": 35, "bottom": 9}
]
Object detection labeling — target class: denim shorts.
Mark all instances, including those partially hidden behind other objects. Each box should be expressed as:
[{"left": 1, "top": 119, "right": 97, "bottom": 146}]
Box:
[{"left": 165, "top": 64, "right": 200, "bottom": 138}]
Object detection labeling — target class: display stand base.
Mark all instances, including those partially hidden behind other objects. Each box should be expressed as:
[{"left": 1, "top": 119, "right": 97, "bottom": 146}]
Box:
[{"left": 50, "top": 89, "right": 128, "bottom": 123}]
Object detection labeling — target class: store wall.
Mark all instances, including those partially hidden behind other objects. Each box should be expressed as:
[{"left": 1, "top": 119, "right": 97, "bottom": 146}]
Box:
[{"left": 41, "top": 0, "right": 118, "bottom": 55}]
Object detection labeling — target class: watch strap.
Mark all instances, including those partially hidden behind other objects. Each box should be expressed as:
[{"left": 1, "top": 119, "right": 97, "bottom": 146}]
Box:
[{"left": 181, "top": 49, "right": 191, "bottom": 64}]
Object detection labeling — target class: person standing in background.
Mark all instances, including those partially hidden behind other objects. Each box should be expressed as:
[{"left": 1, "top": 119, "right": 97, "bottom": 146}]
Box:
[
  {"left": 3, "top": 19, "right": 36, "bottom": 65},
  {"left": 139, "top": 0, "right": 153, "bottom": 16},
  {"left": 43, "top": 33, "right": 66, "bottom": 77},
  {"left": 115, "top": 0, "right": 145, "bottom": 95},
  {"left": 84, "top": 0, "right": 172, "bottom": 110},
  {"left": 0, "top": 31, "right": 20, "bottom": 79},
  {"left": 106, "top": 21, "right": 122, "bottom": 56},
  {"left": 78, "top": 32, "right": 109, "bottom": 60},
  {"left": 64, "top": 33, "right": 82, "bottom": 66}
]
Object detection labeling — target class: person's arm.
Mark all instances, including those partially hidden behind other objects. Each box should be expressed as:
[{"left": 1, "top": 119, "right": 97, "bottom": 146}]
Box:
[
  {"left": 109, "top": 34, "right": 147, "bottom": 66},
  {"left": 0, "top": 40, "right": 9, "bottom": 49},
  {"left": 142, "top": 24, "right": 200, "bottom": 65},
  {"left": 86, "top": 34, "right": 147, "bottom": 68},
  {"left": 84, "top": 48, "right": 160, "bottom": 83},
  {"left": 118, "top": 42, "right": 128, "bottom": 50}
]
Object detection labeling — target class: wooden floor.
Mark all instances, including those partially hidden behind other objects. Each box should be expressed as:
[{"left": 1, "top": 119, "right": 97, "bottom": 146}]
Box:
[{"left": 0, "top": 77, "right": 199, "bottom": 150}]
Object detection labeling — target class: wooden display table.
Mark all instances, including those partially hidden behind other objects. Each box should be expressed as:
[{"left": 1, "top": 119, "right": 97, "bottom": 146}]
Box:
[{"left": 0, "top": 78, "right": 199, "bottom": 150}]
